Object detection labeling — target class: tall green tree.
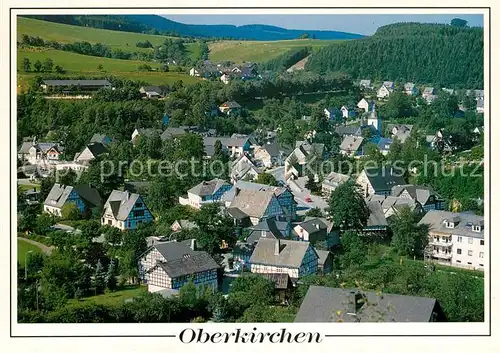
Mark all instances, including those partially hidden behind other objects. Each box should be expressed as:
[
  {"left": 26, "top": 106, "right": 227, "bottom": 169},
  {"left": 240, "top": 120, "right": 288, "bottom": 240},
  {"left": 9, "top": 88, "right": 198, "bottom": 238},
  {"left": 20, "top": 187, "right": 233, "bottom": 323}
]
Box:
[
  {"left": 389, "top": 206, "right": 429, "bottom": 258},
  {"left": 327, "top": 180, "right": 370, "bottom": 231}
]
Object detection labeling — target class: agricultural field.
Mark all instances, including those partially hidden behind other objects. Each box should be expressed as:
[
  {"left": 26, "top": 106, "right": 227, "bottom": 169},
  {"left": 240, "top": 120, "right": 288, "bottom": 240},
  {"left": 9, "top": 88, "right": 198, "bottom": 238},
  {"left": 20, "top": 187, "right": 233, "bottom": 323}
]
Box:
[
  {"left": 208, "top": 39, "right": 340, "bottom": 63},
  {"left": 17, "top": 17, "right": 202, "bottom": 58},
  {"left": 16, "top": 48, "right": 201, "bottom": 92}
]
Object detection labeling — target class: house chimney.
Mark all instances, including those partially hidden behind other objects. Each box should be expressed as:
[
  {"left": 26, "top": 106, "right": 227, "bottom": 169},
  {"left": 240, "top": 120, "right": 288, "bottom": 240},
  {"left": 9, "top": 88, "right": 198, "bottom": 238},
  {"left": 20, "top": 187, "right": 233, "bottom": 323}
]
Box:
[
  {"left": 190, "top": 239, "right": 196, "bottom": 251},
  {"left": 274, "top": 239, "right": 281, "bottom": 256},
  {"left": 347, "top": 291, "right": 364, "bottom": 315}
]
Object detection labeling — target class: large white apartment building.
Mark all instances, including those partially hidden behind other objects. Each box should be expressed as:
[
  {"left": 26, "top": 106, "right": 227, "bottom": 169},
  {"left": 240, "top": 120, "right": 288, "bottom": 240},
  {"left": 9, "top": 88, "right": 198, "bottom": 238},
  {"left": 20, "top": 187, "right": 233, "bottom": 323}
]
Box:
[{"left": 419, "top": 210, "right": 485, "bottom": 270}]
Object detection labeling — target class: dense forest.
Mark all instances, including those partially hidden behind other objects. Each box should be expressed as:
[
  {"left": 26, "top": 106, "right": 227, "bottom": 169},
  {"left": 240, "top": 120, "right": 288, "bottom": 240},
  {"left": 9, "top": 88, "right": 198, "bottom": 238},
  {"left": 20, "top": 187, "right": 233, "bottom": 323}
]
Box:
[{"left": 306, "top": 22, "right": 484, "bottom": 88}]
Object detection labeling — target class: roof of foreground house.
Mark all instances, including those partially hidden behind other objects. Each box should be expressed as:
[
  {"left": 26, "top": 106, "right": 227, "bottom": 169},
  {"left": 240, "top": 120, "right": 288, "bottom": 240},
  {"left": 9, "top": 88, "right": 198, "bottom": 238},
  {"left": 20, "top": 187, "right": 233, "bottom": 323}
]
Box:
[{"left": 294, "top": 286, "right": 440, "bottom": 322}]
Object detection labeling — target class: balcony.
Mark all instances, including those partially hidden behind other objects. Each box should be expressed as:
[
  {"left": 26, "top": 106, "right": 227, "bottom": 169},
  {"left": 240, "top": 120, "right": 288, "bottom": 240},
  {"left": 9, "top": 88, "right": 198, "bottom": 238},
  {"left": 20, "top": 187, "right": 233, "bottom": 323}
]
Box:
[{"left": 432, "top": 252, "right": 452, "bottom": 259}]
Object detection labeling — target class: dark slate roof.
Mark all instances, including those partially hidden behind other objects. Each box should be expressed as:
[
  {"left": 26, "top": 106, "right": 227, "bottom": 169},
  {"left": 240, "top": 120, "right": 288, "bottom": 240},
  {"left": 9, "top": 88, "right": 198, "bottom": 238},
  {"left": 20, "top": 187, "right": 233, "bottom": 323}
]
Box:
[
  {"left": 44, "top": 183, "right": 101, "bottom": 208},
  {"left": 157, "top": 251, "right": 219, "bottom": 278},
  {"left": 364, "top": 166, "right": 406, "bottom": 192},
  {"left": 294, "top": 286, "right": 440, "bottom": 322},
  {"left": 86, "top": 142, "right": 108, "bottom": 157},
  {"left": 42, "top": 79, "right": 111, "bottom": 86}
]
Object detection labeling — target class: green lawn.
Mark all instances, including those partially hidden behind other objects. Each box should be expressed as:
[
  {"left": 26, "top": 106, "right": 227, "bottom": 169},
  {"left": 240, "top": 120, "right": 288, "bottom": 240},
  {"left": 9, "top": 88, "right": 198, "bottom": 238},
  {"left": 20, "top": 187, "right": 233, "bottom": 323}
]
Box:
[
  {"left": 18, "top": 238, "right": 42, "bottom": 265},
  {"left": 17, "top": 17, "right": 200, "bottom": 57},
  {"left": 17, "top": 48, "right": 201, "bottom": 91},
  {"left": 208, "top": 39, "right": 341, "bottom": 63},
  {"left": 66, "top": 285, "right": 147, "bottom": 307}
]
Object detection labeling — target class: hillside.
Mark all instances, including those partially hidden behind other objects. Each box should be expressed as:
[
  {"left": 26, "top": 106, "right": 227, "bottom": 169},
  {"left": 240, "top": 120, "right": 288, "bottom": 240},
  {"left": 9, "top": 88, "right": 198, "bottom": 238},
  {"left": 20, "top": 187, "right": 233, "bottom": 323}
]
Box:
[
  {"left": 305, "top": 22, "right": 483, "bottom": 88},
  {"left": 208, "top": 39, "right": 340, "bottom": 63},
  {"left": 17, "top": 17, "right": 202, "bottom": 58},
  {"left": 22, "top": 14, "right": 364, "bottom": 41}
]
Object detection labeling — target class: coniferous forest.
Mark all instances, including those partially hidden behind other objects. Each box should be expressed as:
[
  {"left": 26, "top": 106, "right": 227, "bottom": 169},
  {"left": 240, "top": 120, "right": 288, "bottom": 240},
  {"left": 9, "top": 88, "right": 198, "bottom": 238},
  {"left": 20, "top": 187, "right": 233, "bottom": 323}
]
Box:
[{"left": 306, "top": 22, "right": 483, "bottom": 88}]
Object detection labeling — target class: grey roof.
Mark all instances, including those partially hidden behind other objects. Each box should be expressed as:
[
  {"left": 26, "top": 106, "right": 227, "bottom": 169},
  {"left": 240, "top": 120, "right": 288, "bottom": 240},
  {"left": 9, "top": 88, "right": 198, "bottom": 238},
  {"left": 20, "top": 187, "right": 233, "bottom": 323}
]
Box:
[
  {"left": 171, "top": 220, "right": 198, "bottom": 231},
  {"left": 263, "top": 143, "right": 281, "bottom": 157},
  {"left": 203, "top": 136, "right": 249, "bottom": 148},
  {"left": 151, "top": 242, "right": 219, "bottom": 278},
  {"left": 229, "top": 189, "right": 280, "bottom": 219},
  {"left": 42, "top": 79, "right": 111, "bottom": 87},
  {"left": 220, "top": 101, "right": 242, "bottom": 109},
  {"left": 340, "top": 135, "right": 364, "bottom": 152},
  {"left": 246, "top": 218, "right": 286, "bottom": 244},
  {"left": 90, "top": 133, "right": 111, "bottom": 145},
  {"left": 161, "top": 127, "right": 188, "bottom": 140},
  {"left": 418, "top": 210, "right": 484, "bottom": 239},
  {"left": 363, "top": 167, "right": 406, "bottom": 192},
  {"left": 366, "top": 200, "right": 388, "bottom": 227},
  {"left": 387, "top": 124, "right": 413, "bottom": 143},
  {"left": 44, "top": 183, "right": 101, "bottom": 209},
  {"left": 335, "top": 125, "right": 361, "bottom": 136},
  {"left": 250, "top": 238, "right": 317, "bottom": 269},
  {"left": 188, "top": 178, "right": 230, "bottom": 197},
  {"left": 294, "top": 286, "right": 440, "bottom": 322},
  {"left": 18, "top": 141, "right": 33, "bottom": 154},
  {"left": 103, "top": 190, "right": 145, "bottom": 221},
  {"left": 223, "top": 180, "right": 289, "bottom": 203},
  {"left": 315, "top": 250, "right": 332, "bottom": 266},
  {"left": 297, "top": 217, "right": 328, "bottom": 235},
  {"left": 391, "top": 184, "right": 442, "bottom": 205},
  {"left": 322, "top": 172, "right": 350, "bottom": 188}
]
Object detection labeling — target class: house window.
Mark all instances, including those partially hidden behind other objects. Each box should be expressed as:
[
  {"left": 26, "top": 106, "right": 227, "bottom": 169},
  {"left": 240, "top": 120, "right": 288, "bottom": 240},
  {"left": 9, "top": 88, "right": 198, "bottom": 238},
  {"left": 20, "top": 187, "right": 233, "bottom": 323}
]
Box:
[
  {"left": 479, "top": 252, "right": 484, "bottom": 258},
  {"left": 457, "top": 236, "right": 462, "bottom": 243},
  {"left": 468, "top": 237, "right": 473, "bottom": 244},
  {"left": 468, "top": 250, "right": 473, "bottom": 256},
  {"left": 480, "top": 240, "right": 485, "bottom": 245},
  {"left": 457, "top": 249, "right": 462, "bottom": 255}
]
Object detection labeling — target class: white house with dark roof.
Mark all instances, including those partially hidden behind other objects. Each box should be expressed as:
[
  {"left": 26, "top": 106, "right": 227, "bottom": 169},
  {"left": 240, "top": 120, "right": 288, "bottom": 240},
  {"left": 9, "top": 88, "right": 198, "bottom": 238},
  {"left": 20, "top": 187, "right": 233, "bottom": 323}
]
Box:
[
  {"left": 74, "top": 142, "right": 108, "bottom": 165},
  {"left": 419, "top": 211, "right": 485, "bottom": 270},
  {"left": 253, "top": 143, "right": 283, "bottom": 168},
  {"left": 249, "top": 238, "right": 319, "bottom": 281},
  {"left": 230, "top": 154, "right": 261, "bottom": 183},
  {"left": 356, "top": 166, "right": 407, "bottom": 197},
  {"left": 138, "top": 240, "right": 219, "bottom": 294},
  {"left": 219, "top": 101, "right": 242, "bottom": 115},
  {"left": 387, "top": 124, "right": 413, "bottom": 143},
  {"left": 179, "top": 178, "right": 232, "bottom": 209},
  {"left": 44, "top": 183, "right": 101, "bottom": 217},
  {"left": 391, "top": 184, "right": 444, "bottom": 211},
  {"left": 101, "top": 190, "right": 153, "bottom": 230},
  {"left": 404, "top": 82, "right": 418, "bottom": 96}
]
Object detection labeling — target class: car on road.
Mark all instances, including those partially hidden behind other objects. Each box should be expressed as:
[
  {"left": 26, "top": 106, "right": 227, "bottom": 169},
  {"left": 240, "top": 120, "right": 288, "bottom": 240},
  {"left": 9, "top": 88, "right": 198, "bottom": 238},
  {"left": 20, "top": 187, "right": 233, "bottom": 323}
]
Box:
[{"left": 305, "top": 196, "right": 313, "bottom": 202}]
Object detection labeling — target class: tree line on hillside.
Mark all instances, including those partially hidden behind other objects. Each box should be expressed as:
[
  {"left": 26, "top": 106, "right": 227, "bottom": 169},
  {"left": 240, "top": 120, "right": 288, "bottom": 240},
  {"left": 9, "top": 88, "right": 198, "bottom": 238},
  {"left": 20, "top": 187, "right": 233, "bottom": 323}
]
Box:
[
  {"left": 258, "top": 46, "right": 311, "bottom": 72},
  {"left": 19, "top": 35, "right": 203, "bottom": 65},
  {"left": 306, "top": 23, "right": 483, "bottom": 88}
]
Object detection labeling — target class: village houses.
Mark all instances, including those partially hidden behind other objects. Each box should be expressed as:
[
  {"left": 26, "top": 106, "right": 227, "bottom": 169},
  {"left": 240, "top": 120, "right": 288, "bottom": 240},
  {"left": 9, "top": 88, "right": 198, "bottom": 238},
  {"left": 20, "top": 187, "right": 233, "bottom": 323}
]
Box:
[{"left": 101, "top": 190, "right": 153, "bottom": 230}]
